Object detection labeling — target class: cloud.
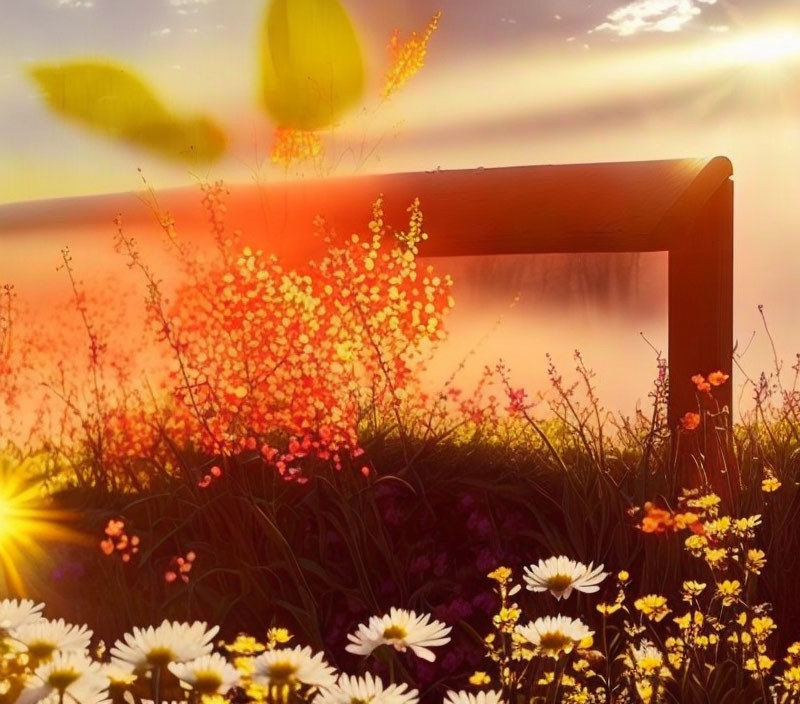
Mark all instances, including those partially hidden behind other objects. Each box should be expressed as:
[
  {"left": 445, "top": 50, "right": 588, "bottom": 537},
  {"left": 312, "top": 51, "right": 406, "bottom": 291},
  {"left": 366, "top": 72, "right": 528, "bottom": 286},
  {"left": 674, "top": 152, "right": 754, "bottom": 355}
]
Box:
[
  {"left": 592, "top": 0, "right": 717, "bottom": 37},
  {"left": 56, "top": 0, "right": 95, "bottom": 7},
  {"left": 170, "top": 0, "right": 214, "bottom": 13}
]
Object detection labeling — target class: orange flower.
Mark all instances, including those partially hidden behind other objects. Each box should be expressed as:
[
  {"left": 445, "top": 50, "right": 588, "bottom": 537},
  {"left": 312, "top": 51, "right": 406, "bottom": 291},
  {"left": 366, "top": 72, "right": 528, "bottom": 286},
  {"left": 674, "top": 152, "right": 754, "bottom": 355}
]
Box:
[
  {"left": 674, "top": 512, "right": 705, "bottom": 535},
  {"left": 100, "top": 538, "right": 114, "bottom": 556},
  {"left": 382, "top": 11, "right": 442, "bottom": 98},
  {"left": 691, "top": 374, "right": 711, "bottom": 393},
  {"left": 708, "top": 371, "right": 730, "bottom": 386},
  {"left": 104, "top": 519, "right": 125, "bottom": 537},
  {"left": 681, "top": 412, "right": 701, "bottom": 430},
  {"left": 640, "top": 504, "right": 675, "bottom": 533}
]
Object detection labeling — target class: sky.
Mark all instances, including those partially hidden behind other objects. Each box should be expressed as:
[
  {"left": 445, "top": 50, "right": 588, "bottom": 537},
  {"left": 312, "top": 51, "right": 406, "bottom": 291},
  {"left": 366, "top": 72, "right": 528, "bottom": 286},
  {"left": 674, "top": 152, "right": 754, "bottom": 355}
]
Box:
[{"left": 1, "top": 0, "right": 800, "bottom": 412}]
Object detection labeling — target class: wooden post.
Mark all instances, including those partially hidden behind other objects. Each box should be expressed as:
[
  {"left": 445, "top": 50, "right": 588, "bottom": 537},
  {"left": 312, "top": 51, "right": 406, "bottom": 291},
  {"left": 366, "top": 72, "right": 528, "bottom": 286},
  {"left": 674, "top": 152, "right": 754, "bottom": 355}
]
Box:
[{"left": 668, "top": 177, "right": 735, "bottom": 497}]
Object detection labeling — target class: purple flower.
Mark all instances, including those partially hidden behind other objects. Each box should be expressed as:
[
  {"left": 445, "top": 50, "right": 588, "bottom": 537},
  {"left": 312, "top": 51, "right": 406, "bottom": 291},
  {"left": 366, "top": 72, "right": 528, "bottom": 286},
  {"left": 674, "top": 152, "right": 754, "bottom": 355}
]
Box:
[
  {"left": 475, "top": 548, "right": 500, "bottom": 572},
  {"left": 409, "top": 554, "right": 431, "bottom": 575},
  {"left": 467, "top": 511, "right": 492, "bottom": 540},
  {"left": 433, "top": 552, "right": 449, "bottom": 577},
  {"left": 472, "top": 591, "right": 497, "bottom": 614},
  {"left": 435, "top": 597, "right": 473, "bottom": 623}
]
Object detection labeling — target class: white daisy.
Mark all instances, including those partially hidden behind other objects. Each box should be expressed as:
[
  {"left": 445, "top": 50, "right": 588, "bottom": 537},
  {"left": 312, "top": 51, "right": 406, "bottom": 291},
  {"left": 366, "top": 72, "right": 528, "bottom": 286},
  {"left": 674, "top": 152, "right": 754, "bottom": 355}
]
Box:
[
  {"left": 252, "top": 645, "right": 337, "bottom": 689},
  {"left": 0, "top": 598, "right": 44, "bottom": 631},
  {"left": 314, "top": 672, "right": 418, "bottom": 704},
  {"left": 345, "top": 608, "right": 452, "bottom": 662},
  {"left": 102, "top": 660, "right": 138, "bottom": 692},
  {"left": 515, "top": 616, "right": 594, "bottom": 657},
  {"left": 443, "top": 691, "right": 506, "bottom": 704},
  {"left": 523, "top": 556, "right": 608, "bottom": 600},
  {"left": 630, "top": 640, "right": 670, "bottom": 677},
  {"left": 15, "top": 650, "right": 109, "bottom": 704},
  {"left": 168, "top": 652, "right": 240, "bottom": 695},
  {"left": 11, "top": 618, "right": 92, "bottom": 659},
  {"left": 110, "top": 620, "right": 219, "bottom": 671}
]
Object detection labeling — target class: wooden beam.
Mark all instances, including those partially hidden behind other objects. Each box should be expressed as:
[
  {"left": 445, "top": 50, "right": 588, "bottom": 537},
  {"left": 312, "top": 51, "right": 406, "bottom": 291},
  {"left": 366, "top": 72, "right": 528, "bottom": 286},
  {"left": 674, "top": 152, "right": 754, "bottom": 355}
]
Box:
[{"left": 668, "top": 177, "right": 735, "bottom": 496}]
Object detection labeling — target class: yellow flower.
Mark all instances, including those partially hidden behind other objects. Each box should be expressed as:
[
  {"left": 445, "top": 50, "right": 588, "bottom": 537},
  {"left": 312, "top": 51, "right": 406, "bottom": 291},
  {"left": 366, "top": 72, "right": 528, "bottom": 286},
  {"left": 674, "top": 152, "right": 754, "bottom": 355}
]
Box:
[
  {"left": 676, "top": 610, "right": 704, "bottom": 631},
  {"left": 746, "top": 549, "right": 767, "bottom": 574},
  {"left": 732, "top": 515, "right": 762, "bottom": 538},
  {"left": 704, "top": 547, "right": 728, "bottom": 569},
  {"left": 728, "top": 631, "right": 752, "bottom": 646},
  {"left": 617, "top": 571, "right": 630, "bottom": 583},
  {"left": 778, "top": 665, "right": 800, "bottom": 693},
  {"left": 223, "top": 635, "right": 266, "bottom": 656},
  {"left": 202, "top": 696, "right": 228, "bottom": 704},
  {"left": 493, "top": 606, "right": 521, "bottom": 633},
  {"left": 751, "top": 616, "right": 776, "bottom": 641},
  {"left": 232, "top": 656, "right": 255, "bottom": 677},
  {"left": 469, "top": 671, "right": 491, "bottom": 686},
  {"left": 635, "top": 679, "right": 656, "bottom": 703},
  {"left": 762, "top": 469, "right": 781, "bottom": 493},
  {"left": 597, "top": 601, "right": 622, "bottom": 615},
  {"left": 631, "top": 642, "right": 667, "bottom": 676},
  {"left": 266, "top": 628, "right": 292, "bottom": 648},
  {"left": 745, "top": 655, "right": 775, "bottom": 674},
  {"left": 687, "top": 493, "right": 721, "bottom": 516},
  {"left": 716, "top": 580, "right": 741, "bottom": 607},
  {"left": 634, "top": 595, "right": 671, "bottom": 622},
  {"left": 704, "top": 516, "right": 731, "bottom": 539},
  {"left": 487, "top": 566, "right": 512, "bottom": 584},
  {"left": 681, "top": 581, "right": 706, "bottom": 601},
  {"left": 684, "top": 534, "right": 708, "bottom": 556},
  {"left": 382, "top": 11, "right": 442, "bottom": 99}
]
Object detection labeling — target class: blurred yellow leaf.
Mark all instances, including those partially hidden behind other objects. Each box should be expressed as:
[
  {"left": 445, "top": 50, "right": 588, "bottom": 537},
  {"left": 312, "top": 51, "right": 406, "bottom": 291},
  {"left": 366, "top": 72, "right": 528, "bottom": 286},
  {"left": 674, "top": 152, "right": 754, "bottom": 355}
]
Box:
[
  {"left": 29, "top": 60, "right": 225, "bottom": 163},
  {"left": 260, "top": 0, "right": 365, "bottom": 130}
]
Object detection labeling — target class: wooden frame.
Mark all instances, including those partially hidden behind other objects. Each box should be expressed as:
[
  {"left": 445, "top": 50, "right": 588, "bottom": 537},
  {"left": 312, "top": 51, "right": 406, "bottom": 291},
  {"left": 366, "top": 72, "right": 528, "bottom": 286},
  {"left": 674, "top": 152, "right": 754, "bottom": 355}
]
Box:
[{"left": 0, "top": 156, "right": 734, "bottom": 442}]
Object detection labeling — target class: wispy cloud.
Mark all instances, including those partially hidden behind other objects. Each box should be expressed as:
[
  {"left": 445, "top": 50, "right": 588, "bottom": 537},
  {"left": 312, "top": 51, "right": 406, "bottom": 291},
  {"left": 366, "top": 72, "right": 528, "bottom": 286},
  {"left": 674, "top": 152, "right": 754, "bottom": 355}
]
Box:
[
  {"left": 170, "top": 0, "right": 215, "bottom": 14},
  {"left": 56, "top": 0, "right": 95, "bottom": 8},
  {"left": 592, "top": 0, "right": 717, "bottom": 37}
]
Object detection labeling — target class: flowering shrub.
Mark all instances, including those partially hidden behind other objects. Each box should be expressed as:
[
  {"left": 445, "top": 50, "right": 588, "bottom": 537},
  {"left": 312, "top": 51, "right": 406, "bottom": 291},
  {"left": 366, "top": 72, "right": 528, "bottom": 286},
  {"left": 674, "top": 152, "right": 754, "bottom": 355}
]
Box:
[{"left": 120, "top": 194, "right": 455, "bottom": 476}]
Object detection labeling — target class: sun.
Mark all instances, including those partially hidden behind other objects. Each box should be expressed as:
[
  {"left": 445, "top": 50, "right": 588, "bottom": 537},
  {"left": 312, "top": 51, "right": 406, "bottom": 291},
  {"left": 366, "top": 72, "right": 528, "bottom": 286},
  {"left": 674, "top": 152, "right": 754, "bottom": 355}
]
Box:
[
  {"left": 0, "top": 460, "right": 83, "bottom": 594},
  {"left": 711, "top": 26, "right": 800, "bottom": 67}
]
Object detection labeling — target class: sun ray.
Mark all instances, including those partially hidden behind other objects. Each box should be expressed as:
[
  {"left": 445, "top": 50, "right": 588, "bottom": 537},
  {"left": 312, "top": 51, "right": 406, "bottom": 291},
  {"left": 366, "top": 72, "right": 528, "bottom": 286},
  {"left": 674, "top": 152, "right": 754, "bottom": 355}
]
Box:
[{"left": 0, "top": 460, "right": 86, "bottom": 595}]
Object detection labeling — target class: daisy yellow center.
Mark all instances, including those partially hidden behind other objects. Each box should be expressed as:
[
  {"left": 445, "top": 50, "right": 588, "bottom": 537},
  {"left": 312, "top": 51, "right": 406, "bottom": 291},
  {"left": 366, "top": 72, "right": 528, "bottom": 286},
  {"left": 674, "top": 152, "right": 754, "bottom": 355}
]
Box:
[
  {"left": 27, "top": 640, "right": 57, "bottom": 660},
  {"left": 146, "top": 647, "right": 175, "bottom": 667},
  {"left": 382, "top": 625, "right": 407, "bottom": 641},
  {"left": 637, "top": 656, "right": 662, "bottom": 674},
  {"left": 538, "top": 630, "right": 574, "bottom": 655},
  {"left": 545, "top": 574, "right": 574, "bottom": 592},
  {"left": 267, "top": 660, "right": 298, "bottom": 682},
  {"left": 193, "top": 670, "right": 224, "bottom": 695},
  {"left": 350, "top": 698, "right": 375, "bottom": 704},
  {"left": 47, "top": 668, "right": 81, "bottom": 692}
]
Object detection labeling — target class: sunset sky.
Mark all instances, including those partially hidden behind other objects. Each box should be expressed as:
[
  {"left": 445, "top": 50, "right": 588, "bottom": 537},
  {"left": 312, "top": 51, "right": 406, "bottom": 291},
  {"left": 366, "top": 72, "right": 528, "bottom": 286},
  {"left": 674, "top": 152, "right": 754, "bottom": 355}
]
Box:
[{"left": 1, "top": 0, "right": 799, "bottom": 411}]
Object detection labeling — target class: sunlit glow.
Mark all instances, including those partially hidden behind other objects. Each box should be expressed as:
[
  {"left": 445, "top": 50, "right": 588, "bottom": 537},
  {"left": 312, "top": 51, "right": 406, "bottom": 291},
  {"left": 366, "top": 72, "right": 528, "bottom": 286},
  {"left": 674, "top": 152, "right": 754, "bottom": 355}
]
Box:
[
  {"left": 0, "top": 465, "right": 82, "bottom": 594},
  {"left": 709, "top": 26, "right": 800, "bottom": 66}
]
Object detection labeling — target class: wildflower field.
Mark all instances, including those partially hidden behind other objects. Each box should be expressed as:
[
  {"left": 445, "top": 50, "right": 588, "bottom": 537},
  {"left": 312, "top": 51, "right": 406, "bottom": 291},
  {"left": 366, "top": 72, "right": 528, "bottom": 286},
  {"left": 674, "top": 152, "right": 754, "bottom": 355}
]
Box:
[
  {"left": 2, "top": 173, "right": 800, "bottom": 704},
  {"left": 3, "top": 1, "right": 800, "bottom": 704}
]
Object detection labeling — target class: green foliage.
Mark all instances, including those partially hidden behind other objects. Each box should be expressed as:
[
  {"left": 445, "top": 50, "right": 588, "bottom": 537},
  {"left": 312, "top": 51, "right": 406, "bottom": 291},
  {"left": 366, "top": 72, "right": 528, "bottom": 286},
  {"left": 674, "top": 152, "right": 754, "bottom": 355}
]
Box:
[{"left": 29, "top": 61, "right": 226, "bottom": 163}]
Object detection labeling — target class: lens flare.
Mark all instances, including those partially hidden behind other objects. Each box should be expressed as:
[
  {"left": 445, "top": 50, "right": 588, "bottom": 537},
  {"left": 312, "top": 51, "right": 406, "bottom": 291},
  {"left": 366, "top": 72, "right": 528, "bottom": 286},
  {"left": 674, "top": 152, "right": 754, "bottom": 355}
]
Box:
[
  {"left": 710, "top": 26, "right": 800, "bottom": 66},
  {"left": 0, "top": 460, "right": 82, "bottom": 594}
]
